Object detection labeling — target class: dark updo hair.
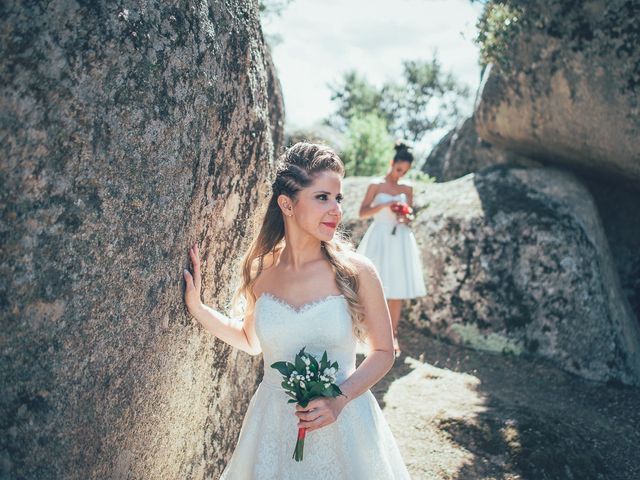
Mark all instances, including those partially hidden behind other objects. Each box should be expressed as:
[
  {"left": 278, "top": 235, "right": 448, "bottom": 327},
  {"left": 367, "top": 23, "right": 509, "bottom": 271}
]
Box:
[{"left": 393, "top": 141, "right": 414, "bottom": 163}]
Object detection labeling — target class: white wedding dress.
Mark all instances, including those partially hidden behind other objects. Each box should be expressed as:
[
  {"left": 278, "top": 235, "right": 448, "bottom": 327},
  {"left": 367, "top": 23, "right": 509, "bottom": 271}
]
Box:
[
  {"left": 356, "top": 192, "right": 426, "bottom": 299},
  {"left": 219, "top": 292, "right": 411, "bottom": 480}
]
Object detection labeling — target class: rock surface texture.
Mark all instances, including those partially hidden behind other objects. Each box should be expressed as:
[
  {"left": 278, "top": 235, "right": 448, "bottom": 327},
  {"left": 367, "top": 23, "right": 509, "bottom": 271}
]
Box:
[
  {"left": 422, "top": 116, "right": 539, "bottom": 182},
  {"left": 0, "top": 2, "right": 282, "bottom": 479},
  {"left": 426, "top": 0, "right": 640, "bottom": 334},
  {"left": 474, "top": 0, "right": 640, "bottom": 185},
  {"left": 342, "top": 173, "right": 640, "bottom": 386}
]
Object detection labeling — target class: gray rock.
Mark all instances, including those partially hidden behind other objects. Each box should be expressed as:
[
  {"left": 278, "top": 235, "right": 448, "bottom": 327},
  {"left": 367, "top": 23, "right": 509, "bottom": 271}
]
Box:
[
  {"left": 474, "top": 0, "right": 640, "bottom": 186},
  {"left": 341, "top": 170, "right": 640, "bottom": 386},
  {"left": 421, "top": 128, "right": 454, "bottom": 180},
  {"left": 0, "top": 2, "right": 281, "bottom": 479},
  {"left": 264, "top": 45, "right": 285, "bottom": 155},
  {"left": 581, "top": 177, "right": 640, "bottom": 328},
  {"left": 422, "top": 116, "right": 539, "bottom": 182}
]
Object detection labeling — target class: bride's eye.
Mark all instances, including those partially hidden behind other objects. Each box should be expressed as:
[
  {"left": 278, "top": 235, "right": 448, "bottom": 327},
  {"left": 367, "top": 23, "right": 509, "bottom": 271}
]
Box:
[
  {"left": 336, "top": 195, "right": 343, "bottom": 204},
  {"left": 316, "top": 194, "right": 328, "bottom": 201}
]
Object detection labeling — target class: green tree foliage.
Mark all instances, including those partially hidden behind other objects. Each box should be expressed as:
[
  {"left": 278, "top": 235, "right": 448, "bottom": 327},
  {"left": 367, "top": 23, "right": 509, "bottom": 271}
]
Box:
[
  {"left": 382, "top": 58, "right": 470, "bottom": 143},
  {"left": 259, "top": 0, "right": 294, "bottom": 18},
  {"left": 259, "top": 0, "right": 295, "bottom": 46},
  {"left": 341, "top": 113, "right": 393, "bottom": 177},
  {"left": 327, "top": 55, "right": 469, "bottom": 144},
  {"left": 326, "top": 72, "right": 383, "bottom": 133},
  {"left": 474, "top": 1, "right": 524, "bottom": 68}
]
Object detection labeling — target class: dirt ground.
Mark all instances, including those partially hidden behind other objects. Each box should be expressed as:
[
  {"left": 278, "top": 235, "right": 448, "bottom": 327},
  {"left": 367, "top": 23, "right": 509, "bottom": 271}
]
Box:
[{"left": 366, "top": 323, "right": 640, "bottom": 480}]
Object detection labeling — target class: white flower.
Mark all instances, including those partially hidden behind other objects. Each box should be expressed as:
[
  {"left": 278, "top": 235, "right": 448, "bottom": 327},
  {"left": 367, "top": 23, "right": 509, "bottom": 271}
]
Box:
[
  {"left": 324, "top": 383, "right": 330, "bottom": 388},
  {"left": 300, "top": 381, "right": 306, "bottom": 388},
  {"left": 302, "top": 357, "right": 311, "bottom": 366}
]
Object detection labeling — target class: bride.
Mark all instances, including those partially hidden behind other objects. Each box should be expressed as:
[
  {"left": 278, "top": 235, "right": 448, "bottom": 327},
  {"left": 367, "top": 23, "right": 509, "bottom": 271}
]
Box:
[{"left": 183, "top": 142, "right": 411, "bottom": 479}]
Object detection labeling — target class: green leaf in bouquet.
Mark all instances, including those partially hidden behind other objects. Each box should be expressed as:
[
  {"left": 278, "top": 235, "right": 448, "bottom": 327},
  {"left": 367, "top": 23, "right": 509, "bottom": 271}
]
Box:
[
  {"left": 295, "top": 355, "right": 306, "bottom": 373},
  {"left": 294, "top": 381, "right": 303, "bottom": 398},
  {"left": 331, "top": 361, "right": 339, "bottom": 370},
  {"left": 282, "top": 381, "right": 298, "bottom": 394},
  {"left": 310, "top": 355, "right": 319, "bottom": 374},
  {"left": 287, "top": 399, "right": 297, "bottom": 403},
  {"left": 308, "top": 383, "right": 325, "bottom": 396},
  {"left": 330, "top": 384, "right": 343, "bottom": 396},
  {"left": 271, "top": 361, "right": 292, "bottom": 376}
]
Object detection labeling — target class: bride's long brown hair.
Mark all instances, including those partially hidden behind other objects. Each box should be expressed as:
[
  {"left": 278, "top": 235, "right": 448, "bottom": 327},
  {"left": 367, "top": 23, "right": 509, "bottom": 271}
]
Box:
[{"left": 231, "top": 142, "right": 365, "bottom": 339}]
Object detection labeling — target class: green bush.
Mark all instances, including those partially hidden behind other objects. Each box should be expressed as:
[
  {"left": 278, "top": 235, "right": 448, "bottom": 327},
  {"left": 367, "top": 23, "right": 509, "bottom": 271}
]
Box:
[
  {"left": 475, "top": 2, "right": 524, "bottom": 68},
  {"left": 342, "top": 113, "right": 393, "bottom": 177}
]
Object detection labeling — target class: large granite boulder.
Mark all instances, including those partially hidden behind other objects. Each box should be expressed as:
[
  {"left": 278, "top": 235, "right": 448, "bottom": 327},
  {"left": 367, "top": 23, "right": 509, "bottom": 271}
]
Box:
[
  {"left": 421, "top": 128, "right": 454, "bottom": 180},
  {"left": 0, "top": 2, "right": 281, "bottom": 479},
  {"left": 474, "top": 0, "right": 640, "bottom": 185},
  {"left": 341, "top": 170, "right": 640, "bottom": 386},
  {"left": 422, "top": 116, "right": 539, "bottom": 182},
  {"left": 582, "top": 178, "right": 640, "bottom": 328}
]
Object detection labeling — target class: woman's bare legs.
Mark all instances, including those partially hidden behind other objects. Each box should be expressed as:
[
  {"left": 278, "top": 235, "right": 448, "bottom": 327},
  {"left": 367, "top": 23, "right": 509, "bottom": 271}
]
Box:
[{"left": 387, "top": 299, "right": 403, "bottom": 357}]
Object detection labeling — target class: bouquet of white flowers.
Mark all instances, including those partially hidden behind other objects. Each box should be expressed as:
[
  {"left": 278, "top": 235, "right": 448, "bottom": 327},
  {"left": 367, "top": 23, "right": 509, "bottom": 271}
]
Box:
[{"left": 271, "top": 347, "right": 343, "bottom": 461}]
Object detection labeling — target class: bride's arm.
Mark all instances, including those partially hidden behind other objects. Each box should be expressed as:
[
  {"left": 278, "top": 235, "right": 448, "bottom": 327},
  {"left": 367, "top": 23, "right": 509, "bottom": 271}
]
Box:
[
  {"left": 183, "top": 243, "right": 262, "bottom": 356},
  {"left": 296, "top": 254, "right": 395, "bottom": 432},
  {"left": 358, "top": 183, "right": 394, "bottom": 219},
  {"left": 337, "top": 254, "right": 395, "bottom": 399}
]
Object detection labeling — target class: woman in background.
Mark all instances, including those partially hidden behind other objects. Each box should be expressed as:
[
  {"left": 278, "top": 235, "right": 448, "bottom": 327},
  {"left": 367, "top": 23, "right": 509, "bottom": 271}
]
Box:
[{"left": 357, "top": 142, "right": 427, "bottom": 356}]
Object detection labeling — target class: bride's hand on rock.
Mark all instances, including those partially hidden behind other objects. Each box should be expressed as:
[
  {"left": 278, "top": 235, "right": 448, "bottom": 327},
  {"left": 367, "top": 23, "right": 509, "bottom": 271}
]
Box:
[
  {"left": 183, "top": 243, "right": 203, "bottom": 314},
  {"left": 295, "top": 396, "right": 348, "bottom": 433}
]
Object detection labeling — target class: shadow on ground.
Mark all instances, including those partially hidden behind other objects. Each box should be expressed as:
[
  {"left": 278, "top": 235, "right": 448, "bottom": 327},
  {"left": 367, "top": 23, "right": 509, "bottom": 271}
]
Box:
[{"left": 361, "top": 323, "right": 640, "bottom": 480}]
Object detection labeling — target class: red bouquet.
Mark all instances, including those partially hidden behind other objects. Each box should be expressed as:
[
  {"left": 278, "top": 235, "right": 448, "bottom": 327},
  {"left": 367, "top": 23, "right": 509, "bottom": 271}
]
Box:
[{"left": 390, "top": 202, "right": 413, "bottom": 235}]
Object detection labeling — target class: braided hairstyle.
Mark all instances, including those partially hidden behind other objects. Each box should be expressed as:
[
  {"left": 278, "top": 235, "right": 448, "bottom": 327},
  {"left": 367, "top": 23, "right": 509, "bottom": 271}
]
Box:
[{"left": 232, "top": 142, "right": 366, "bottom": 339}]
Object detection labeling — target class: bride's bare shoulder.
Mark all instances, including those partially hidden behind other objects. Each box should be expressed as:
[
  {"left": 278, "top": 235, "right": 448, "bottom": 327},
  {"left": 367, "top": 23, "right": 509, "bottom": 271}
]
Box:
[
  {"left": 345, "top": 252, "right": 384, "bottom": 305},
  {"left": 346, "top": 251, "right": 378, "bottom": 278},
  {"left": 369, "top": 178, "right": 386, "bottom": 188}
]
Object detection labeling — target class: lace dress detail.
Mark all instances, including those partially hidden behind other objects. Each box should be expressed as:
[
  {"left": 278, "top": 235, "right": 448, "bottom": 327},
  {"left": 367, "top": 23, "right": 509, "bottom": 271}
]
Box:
[{"left": 219, "top": 294, "right": 411, "bottom": 480}]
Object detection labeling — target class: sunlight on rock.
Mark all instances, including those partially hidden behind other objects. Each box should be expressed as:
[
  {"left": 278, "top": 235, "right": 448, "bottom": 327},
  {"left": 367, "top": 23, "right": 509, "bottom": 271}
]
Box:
[{"left": 450, "top": 323, "right": 524, "bottom": 355}]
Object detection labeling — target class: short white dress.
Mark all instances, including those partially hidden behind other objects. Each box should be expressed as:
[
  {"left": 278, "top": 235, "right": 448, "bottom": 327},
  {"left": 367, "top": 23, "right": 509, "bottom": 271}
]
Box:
[{"left": 356, "top": 191, "right": 427, "bottom": 299}]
